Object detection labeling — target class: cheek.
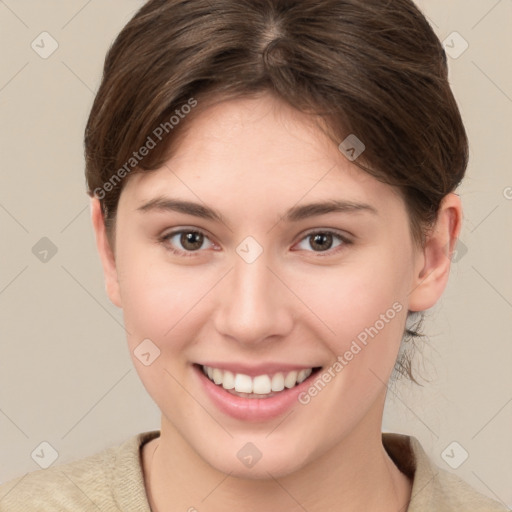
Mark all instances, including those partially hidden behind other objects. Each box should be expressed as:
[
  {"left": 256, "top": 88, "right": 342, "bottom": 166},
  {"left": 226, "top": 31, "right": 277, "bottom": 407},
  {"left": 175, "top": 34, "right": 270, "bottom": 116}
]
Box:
[
  {"left": 114, "top": 239, "right": 204, "bottom": 351},
  {"left": 300, "top": 248, "right": 411, "bottom": 363},
  {"left": 114, "top": 246, "right": 211, "bottom": 407}
]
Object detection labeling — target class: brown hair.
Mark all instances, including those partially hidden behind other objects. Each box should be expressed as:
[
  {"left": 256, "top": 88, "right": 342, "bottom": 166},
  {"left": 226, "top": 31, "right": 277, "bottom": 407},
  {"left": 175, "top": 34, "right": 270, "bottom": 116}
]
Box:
[{"left": 84, "top": 0, "right": 468, "bottom": 384}]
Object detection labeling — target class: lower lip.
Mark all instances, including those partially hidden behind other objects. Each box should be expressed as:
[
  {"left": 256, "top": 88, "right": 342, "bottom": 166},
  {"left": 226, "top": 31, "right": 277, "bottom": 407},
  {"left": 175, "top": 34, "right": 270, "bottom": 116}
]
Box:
[{"left": 193, "top": 364, "right": 320, "bottom": 422}]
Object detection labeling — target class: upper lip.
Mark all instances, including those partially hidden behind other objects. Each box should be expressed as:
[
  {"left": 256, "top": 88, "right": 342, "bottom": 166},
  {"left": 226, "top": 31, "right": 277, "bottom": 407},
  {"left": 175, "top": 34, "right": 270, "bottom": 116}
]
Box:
[{"left": 195, "top": 361, "right": 321, "bottom": 377}]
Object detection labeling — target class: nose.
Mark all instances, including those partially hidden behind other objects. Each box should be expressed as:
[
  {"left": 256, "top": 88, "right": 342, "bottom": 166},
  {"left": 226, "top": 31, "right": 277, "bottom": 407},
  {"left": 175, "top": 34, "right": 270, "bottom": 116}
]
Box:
[{"left": 213, "top": 249, "right": 294, "bottom": 346}]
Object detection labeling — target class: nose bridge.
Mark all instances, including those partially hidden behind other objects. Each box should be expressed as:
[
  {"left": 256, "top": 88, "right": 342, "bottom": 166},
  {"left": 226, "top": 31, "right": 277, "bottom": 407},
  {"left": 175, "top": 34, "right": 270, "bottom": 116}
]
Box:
[{"left": 214, "top": 246, "right": 291, "bottom": 344}]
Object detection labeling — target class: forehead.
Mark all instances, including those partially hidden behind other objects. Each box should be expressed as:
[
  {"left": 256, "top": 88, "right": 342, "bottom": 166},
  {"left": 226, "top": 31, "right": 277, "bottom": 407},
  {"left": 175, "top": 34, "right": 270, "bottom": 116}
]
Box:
[{"left": 120, "top": 93, "right": 403, "bottom": 216}]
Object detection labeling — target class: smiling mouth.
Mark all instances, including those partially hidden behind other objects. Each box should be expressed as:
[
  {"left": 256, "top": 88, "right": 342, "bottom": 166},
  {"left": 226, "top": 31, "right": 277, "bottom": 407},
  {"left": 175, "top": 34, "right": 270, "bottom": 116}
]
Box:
[{"left": 196, "top": 364, "right": 323, "bottom": 399}]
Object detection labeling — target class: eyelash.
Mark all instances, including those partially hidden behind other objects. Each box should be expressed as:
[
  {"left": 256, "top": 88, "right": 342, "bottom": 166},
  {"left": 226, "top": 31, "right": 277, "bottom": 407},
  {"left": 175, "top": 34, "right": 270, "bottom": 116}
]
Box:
[{"left": 159, "top": 228, "right": 352, "bottom": 258}]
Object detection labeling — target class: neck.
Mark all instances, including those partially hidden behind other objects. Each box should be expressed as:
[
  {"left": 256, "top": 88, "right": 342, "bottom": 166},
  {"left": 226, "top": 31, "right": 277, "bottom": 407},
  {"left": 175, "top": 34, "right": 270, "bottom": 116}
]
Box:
[{"left": 143, "top": 407, "right": 411, "bottom": 512}]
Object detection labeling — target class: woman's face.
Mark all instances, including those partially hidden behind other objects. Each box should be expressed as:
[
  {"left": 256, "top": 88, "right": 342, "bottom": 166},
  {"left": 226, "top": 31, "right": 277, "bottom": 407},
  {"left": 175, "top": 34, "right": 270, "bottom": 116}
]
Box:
[{"left": 102, "top": 92, "right": 430, "bottom": 477}]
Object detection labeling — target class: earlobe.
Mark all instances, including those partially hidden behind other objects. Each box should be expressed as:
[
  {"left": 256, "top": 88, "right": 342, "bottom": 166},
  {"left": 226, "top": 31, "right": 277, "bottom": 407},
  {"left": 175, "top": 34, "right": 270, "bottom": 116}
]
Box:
[
  {"left": 408, "top": 193, "right": 462, "bottom": 312},
  {"left": 90, "top": 197, "right": 122, "bottom": 308}
]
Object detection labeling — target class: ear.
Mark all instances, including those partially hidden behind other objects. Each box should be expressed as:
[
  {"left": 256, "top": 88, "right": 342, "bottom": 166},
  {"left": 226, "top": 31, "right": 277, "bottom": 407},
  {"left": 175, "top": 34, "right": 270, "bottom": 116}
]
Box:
[
  {"left": 408, "top": 193, "right": 463, "bottom": 312},
  {"left": 90, "top": 197, "right": 122, "bottom": 308}
]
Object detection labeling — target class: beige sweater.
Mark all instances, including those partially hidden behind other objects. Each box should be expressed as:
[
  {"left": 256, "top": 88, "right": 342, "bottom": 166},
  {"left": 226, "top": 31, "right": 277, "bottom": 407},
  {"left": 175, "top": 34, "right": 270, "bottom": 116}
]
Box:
[{"left": 0, "top": 430, "right": 508, "bottom": 511}]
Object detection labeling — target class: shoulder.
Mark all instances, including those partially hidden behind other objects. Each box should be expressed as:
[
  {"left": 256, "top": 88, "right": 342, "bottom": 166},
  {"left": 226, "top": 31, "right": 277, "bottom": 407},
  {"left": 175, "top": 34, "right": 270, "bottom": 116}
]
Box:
[
  {"left": 382, "top": 432, "right": 510, "bottom": 512},
  {"left": 0, "top": 430, "right": 159, "bottom": 512},
  {"left": 425, "top": 465, "right": 510, "bottom": 511}
]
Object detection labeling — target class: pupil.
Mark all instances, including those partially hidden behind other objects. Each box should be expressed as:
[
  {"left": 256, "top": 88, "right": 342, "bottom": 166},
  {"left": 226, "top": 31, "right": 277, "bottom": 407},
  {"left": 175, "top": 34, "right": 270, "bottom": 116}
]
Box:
[
  {"left": 311, "top": 233, "right": 332, "bottom": 251},
  {"left": 182, "top": 232, "right": 203, "bottom": 250}
]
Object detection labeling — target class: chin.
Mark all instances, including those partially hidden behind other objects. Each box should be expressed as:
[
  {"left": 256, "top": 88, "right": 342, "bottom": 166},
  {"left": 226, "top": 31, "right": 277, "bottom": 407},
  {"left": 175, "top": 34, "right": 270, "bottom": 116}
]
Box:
[{"left": 196, "top": 437, "right": 313, "bottom": 480}]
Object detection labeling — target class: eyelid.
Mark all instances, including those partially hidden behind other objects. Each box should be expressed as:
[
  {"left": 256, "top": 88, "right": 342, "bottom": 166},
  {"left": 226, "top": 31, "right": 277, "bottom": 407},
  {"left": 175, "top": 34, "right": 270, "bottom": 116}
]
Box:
[{"left": 299, "top": 227, "right": 353, "bottom": 243}]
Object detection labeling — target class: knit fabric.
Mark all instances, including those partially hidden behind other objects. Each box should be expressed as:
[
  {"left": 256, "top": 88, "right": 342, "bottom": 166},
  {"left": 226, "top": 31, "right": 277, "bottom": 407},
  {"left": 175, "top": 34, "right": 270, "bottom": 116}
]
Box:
[{"left": 0, "top": 430, "right": 508, "bottom": 511}]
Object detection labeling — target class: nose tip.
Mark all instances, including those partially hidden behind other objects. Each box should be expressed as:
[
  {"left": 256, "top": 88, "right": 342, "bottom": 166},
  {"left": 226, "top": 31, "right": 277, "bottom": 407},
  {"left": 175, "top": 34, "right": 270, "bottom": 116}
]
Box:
[{"left": 213, "top": 254, "right": 293, "bottom": 346}]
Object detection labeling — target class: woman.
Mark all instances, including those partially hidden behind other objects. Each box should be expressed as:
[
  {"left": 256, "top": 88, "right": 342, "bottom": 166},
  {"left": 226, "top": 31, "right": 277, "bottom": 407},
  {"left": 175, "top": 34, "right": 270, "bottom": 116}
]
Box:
[{"left": 0, "top": 0, "right": 508, "bottom": 510}]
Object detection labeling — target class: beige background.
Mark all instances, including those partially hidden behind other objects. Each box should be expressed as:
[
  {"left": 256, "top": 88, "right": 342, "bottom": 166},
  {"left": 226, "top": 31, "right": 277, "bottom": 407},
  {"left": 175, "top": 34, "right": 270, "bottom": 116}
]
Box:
[{"left": 0, "top": 0, "right": 511, "bottom": 507}]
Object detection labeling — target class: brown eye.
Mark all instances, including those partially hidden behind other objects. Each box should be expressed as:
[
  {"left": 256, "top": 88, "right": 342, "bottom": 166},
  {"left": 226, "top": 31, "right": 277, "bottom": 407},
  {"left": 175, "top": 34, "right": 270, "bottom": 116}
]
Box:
[
  {"left": 309, "top": 233, "right": 334, "bottom": 252},
  {"left": 179, "top": 231, "right": 204, "bottom": 251},
  {"left": 294, "top": 230, "right": 350, "bottom": 255},
  {"left": 162, "top": 229, "right": 214, "bottom": 256}
]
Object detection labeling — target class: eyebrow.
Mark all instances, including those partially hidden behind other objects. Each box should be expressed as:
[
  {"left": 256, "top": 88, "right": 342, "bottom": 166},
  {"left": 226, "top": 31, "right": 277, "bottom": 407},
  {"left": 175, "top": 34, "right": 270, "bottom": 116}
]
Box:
[{"left": 136, "top": 196, "right": 378, "bottom": 225}]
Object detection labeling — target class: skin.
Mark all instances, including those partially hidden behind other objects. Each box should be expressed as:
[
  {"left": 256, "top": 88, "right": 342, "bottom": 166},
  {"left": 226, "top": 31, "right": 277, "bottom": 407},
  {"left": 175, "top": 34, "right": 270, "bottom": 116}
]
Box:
[{"left": 91, "top": 91, "right": 462, "bottom": 512}]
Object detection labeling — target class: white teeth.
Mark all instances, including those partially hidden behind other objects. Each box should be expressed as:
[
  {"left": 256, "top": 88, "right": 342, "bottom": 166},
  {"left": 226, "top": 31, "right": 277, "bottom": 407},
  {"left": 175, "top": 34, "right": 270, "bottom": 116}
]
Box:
[
  {"left": 271, "top": 372, "right": 285, "bottom": 392},
  {"left": 234, "top": 373, "right": 252, "bottom": 393},
  {"left": 201, "top": 365, "right": 315, "bottom": 395},
  {"left": 222, "top": 370, "right": 235, "bottom": 390},
  {"left": 252, "top": 375, "right": 271, "bottom": 394},
  {"left": 284, "top": 371, "right": 298, "bottom": 388},
  {"left": 297, "top": 368, "right": 312, "bottom": 383},
  {"left": 212, "top": 368, "right": 223, "bottom": 385}
]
